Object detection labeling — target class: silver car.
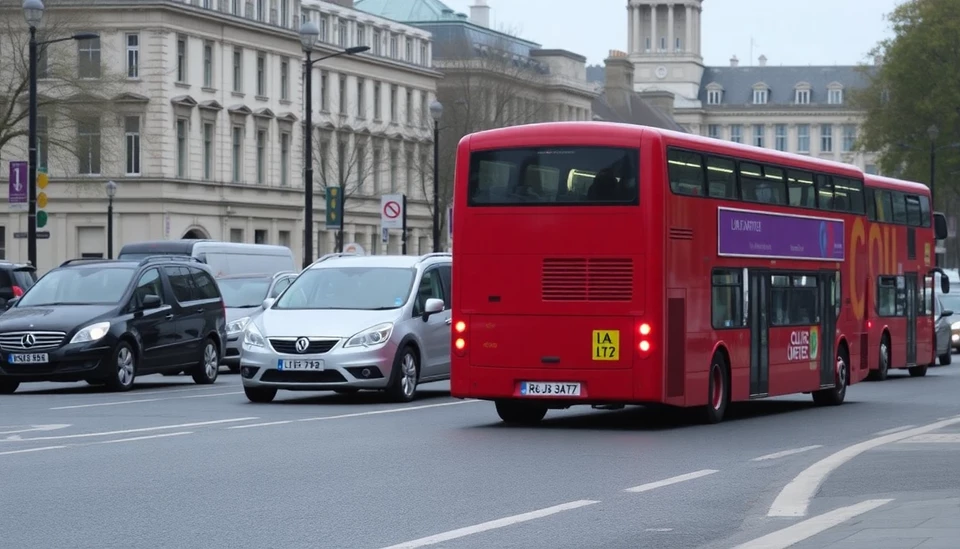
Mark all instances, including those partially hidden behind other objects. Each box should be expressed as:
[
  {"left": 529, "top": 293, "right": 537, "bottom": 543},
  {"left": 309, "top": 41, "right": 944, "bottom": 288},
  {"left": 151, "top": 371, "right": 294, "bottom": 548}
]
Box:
[
  {"left": 239, "top": 253, "right": 452, "bottom": 403},
  {"left": 219, "top": 272, "right": 297, "bottom": 372}
]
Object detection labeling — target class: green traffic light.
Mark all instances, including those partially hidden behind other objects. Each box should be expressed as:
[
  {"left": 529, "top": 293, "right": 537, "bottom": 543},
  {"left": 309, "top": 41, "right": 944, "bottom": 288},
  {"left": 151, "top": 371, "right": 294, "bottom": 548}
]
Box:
[{"left": 37, "top": 210, "right": 48, "bottom": 228}]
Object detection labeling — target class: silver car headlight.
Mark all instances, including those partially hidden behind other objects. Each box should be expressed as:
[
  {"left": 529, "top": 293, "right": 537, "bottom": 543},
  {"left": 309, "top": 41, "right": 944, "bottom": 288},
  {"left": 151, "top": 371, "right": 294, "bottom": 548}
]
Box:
[
  {"left": 70, "top": 321, "right": 111, "bottom": 344},
  {"left": 344, "top": 323, "right": 394, "bottom": 348},
  {"left": 227, "top": 316, "right": 251, "bottom": 335},
  {"left": 243, "top": 323, "right": 266, "bottom": 349}
]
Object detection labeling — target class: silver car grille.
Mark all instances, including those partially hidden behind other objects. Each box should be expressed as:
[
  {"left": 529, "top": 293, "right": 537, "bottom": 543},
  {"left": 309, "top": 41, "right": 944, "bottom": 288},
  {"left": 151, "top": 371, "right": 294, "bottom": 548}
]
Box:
[{"left": 0, "top": 331, "right": 67, "bottom": 351}]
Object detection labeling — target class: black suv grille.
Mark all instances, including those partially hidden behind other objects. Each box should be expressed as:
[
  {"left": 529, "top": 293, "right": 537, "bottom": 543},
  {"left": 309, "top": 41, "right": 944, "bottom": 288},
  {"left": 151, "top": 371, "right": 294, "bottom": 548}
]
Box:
[{"left": 269, "top": 338, "right": 339, "bottom": 354}]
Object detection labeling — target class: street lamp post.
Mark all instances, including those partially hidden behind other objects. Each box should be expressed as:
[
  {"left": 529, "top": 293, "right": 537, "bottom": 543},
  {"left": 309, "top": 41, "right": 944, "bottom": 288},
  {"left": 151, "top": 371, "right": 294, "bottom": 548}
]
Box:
[
  {"left": 298, "top": 21, "right": 368, "bottom": 268},
  {"left": 105, "top": 180, "right": 117, "bottom": 259},
  {"left": 928, "top": 124, "right": 939, "bottom": 213},
  {"left": 22, "top": 0, "right": 99, "bottom": 269},
  {"left": 429, "top": 100, "right": 443, "bottom": 253}
]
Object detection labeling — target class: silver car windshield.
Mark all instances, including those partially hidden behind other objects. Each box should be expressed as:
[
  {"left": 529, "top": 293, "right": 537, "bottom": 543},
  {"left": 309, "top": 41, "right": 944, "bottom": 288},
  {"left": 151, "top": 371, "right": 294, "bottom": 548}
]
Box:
[
  {"left": 940, "top": 294, "right": 960, "bottom": 315},
  {"left": 274, "top": 267, "right": 415, "bottom": 310},
  {"left": 18, "top": 267, "right": 136, "bottom": 307},
  {"left": 218, "top": 277, "right": 271, "bottom": 308}
]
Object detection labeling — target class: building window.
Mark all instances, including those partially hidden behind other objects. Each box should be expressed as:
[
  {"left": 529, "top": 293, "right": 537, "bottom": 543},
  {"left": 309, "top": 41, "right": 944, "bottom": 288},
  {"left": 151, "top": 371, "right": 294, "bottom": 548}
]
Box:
[
  {"left": 820, "top": 124, "right": 833, "bottom": 153},
  {"left": 254, "top": 229, "right": 267, "bottom": 244},
  {"left": 175, "top": 118, "right": 187, "bottom": 178},
  {"left": 338, "top": 74, "right": 347, "bottom": 115},
  {"left": 232, "top": 126, "right": 243, "bottom": 183},
  {"left": 320, "top": 71, "right": 328, "bottom": 111},
  {"left": 37, "top": 44, "right": 48, "bottom": 78},
  {"left": 356, "top": 144, "right": 366, "bottom": 194},
  {"left": 279, "top": 0, "right": 289, "bottom": 27},
  {"left": 320, "top": 15, "right": 329, "bottom": 42},
  {"left": 278, "top": 230, "right": 291, "bottom": 247},
  {"left": 753, "top": 124, "right": 764, "bottom": 148},
  {"left": 233, "top": 48, "right": 242, "bottom": 92},
  {"left": 338, "top": 20, "right": 348, "bottom": 47},
  {"left": 356, "top": 78, "right": 365, "bottom": 118},
  {"left": 256, "top": 52, "right": 266, "bottom": 96},
  {"left": 707, "top": 124, "right": 720, "bottom": 139},
  {"left": 405, "top": 90, "right": 412, "bottom": 124},
  {"left": 706, "top": 89, "right": 721, "bottom": 105},
  {"left": 373, "top": 29, "right": 382, "bottom": 55},
  {"left": 752, "top": 88, "right": 767, "bottom": 104},
  {"left": 319, "top": 141, "right": 328, "bottom": 180},
  {"left": 77, "top": 118, "right": 101, "bottom": 175},
  {"left": 203, "top": 122, "right": 214, "bottom": 180},
  {"left": 125, "top": 33, "right": 139, "bottom": 78},
  {"left": 730, "top": 124, "right": 742, "bottom": 144},
  {"left": 389, "top": 149, "right": 398, "bottom": 192},
  {"left": 203, "top": 42, "right": 214, "bottom": 87},
  {"left": 842, "top": 125, "right": 857, "bottom": 152},
  {"left": 828, "top": 88, "right": 843, "bottom": 105},
  {"left": 660, "top": 36, "right": 666, "bottom": 50},
  {"left": 37, "top": 116, "right": 48, "bottom": 172},
  {"left": 230, "top": 228, "right": 243, "bottom": 242},
  {"left": 645, "top": 37, "right": 651, "bottom": 51},
  {"left": 420, "top": 42, "right": 428, "bottom": 65},
  {"left": 795, "top": 89, "right": 810, "bottom": 104},
  {"left": 797, "top": 124, "right": 810, "bottom": 153},
  {"left": 390, "top": 85, "right": 397, "bottom": 122},
  {"left": 390, "top": 34, "right": 398, "bottom": 58},
  {"left": 372, "top": 147, "right": 381, "bottom": 192},
  {"left": 77, "top": 35, "right": 101, "bottom": 78},
  {"left": 775, "top": 124, "right": 787, "bottom": 151},
  {"left": 405, "top": 38, "right": 413, "bottom": 61},
  {"left": 405, "top": 150, "right": 414, "bottom": 195},
  {"left": 280, "top": 132, "right": 290, "bottom": 186},
  {"left": 124, "top": 116, "right": 140, "bottom": 175},
  {"left": 231, "top": 0, "right": 239, "bottom": 14},
  {"left": 675, "top": 37, "right": 682, "bottom": 51},
  {"left": 256, "top": 129, "right": 266, "bottom": 184},
  {"left": 280, "top": 59, "right": 289, "bottom": 100},
  {"left": 865, "top": 164, "right": 877, "bottom": 175},
  {"left": 421, "top": 94, "right": 428, "bottom": 127},
  {"left": 176, "top": 35, "right": 187, "bottom": 82},
  {"left": 374, "top": 82, "right": 382, "bottom": 119},
  {"left": 255, "top": 0, "right": 264, "bottom": 21},
  {"left": 356, "top": 24, "right": 366, "bottom": 46}
]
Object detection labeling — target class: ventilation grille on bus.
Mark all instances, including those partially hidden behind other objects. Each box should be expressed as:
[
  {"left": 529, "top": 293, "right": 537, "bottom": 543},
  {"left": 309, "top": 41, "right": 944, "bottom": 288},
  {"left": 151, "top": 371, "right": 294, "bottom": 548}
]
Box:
[
  {"left": 541, "top": 258, "right": 633, "bottom": 302},
  {"left": 668, "top": 227, "right": 694, "bottom": 240}
]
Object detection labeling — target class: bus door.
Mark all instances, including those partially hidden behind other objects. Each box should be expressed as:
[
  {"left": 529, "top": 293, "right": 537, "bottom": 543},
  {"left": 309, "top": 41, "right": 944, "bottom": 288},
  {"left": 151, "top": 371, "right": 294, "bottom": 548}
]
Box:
[
  {"left": 904, "top": 272, "right": 918, "bottom": 365},
  {"left": 748, "top": 270, "right": 769, "bottom": 396},
  {"left": 818, "top": 271, "right": 839, "bottom": 387}
]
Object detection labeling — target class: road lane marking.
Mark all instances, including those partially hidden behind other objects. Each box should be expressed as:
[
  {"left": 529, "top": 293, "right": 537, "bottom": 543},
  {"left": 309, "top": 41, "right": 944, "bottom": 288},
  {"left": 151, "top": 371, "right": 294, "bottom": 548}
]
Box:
[
  {"left": 228, "top": 400, "right": 480, "bottom": 429},
  {"left": 1, "top": 417, "right": 258, "bottom": 442},
  {"left": 624, "top": 469, "right": 718, "bottom": 493},
  {"left": 0, "top": 424, "right": 71, "bottom": 436},
  {"left": 736, "top": 499, "right": 893, "bottom": 549},
  {"left": 49, "top": 391, "right": 243, "bottom": 410},
  {"left": 644, "top": 528, "right": 673, "bottom": 532},
  {"left": 751, "top": 446, "right": 822, "bottom": 462},
  {"left": 378, "top": 500, "right": 599, "bottom": 549},
  {"left": 95, "top": 432, "right": 193, "bottom": 445},
  {"left": 0, "top": 445, "right": 67, "bottom": 456},
  {"left": 768, "top": 415, "right": 960, "bottom": 517},
  {"left": 898, "top": 433, "right": 960, "bottom": 443},
  {"left": 874, "top": 425, "right": 916, "bottom": 436}
]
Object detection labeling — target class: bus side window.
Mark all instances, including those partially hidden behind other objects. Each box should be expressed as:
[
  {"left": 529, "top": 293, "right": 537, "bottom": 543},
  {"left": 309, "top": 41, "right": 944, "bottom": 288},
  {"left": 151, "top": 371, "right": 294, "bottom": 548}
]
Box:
[
  {"left": 865, "top": 187, "right": 877, "bottom": 221},
  {"left": 705, "top": 156, "right": 736, "bottom": 199},
  {"left": 786, "top": 169, "right": 815, "bottom": 208},
  {"left": 740, "top": 162, "right": 785, "bottom": 204},
  {"left": 667, "top": 149, "right": 705, "bottom": 196},
  {"left": 711, "top": 269, "right": 742, "bottom": 329},
  {"left": 815, "top": 175, "right": 834, "bottom": 210},
  {"left": 833, "top": 177, "right": 864, "bottom": 214},
  {"left": 877, "top": 190, "right": 893, "bottom": 222},
  {"left": 761, "top": 166, "right": 788, "bottom": 205},
  {"left": 918, "top": 195, "right": 932, "bottom": 228},
  {"left": 877, "top": 276, "right": 898, "bottom": 316},
  {"left": 891, "top": 192, "right": 907, "bottom": 225},
  {"left": 905, "top": 195, "right": 922, "bottom": 227}
]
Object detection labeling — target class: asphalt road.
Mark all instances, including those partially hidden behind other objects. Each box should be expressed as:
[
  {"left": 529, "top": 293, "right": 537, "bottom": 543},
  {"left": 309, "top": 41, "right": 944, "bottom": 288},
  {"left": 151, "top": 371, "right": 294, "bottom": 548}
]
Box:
[{"left": 2, "top": 358, "right": 959, "bottom": 549}]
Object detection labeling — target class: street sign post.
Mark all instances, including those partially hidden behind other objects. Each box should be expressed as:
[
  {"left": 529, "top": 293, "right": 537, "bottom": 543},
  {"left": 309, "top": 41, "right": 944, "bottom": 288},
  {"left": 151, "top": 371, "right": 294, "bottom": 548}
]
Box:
[
  {"left": 8, "top": 161, "right": 27, "bottom": 211},
  {"left": 380, "top": 194, "right": 407, "bottom": 254},
  {"left": 14, "top": 231, "right": 49, "bottom": 239},
  {"left": 325, "top": 186, "right": 342, "bottom": 230}
]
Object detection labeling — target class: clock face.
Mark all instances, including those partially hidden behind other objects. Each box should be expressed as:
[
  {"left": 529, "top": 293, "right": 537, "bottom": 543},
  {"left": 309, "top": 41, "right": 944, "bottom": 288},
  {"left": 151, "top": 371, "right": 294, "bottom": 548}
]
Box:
[{"left": 655, "top": 65, "right": 668, "bottom": 79}]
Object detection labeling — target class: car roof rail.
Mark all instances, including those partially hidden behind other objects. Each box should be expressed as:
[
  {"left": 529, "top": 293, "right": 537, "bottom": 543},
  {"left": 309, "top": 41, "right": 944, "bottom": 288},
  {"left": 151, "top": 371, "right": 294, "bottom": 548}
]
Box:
[
  {"left": 416, "top": 252, "right": 452, "bottom": 264},
  {"left": 308, "top": 252, "right": 360, "bottom": 267},
  {"left": 138, "top": 255, "right": 204, "bottom": 266},
  {"left": 59, "top": 258, "right": 115, "bottom": 268}
]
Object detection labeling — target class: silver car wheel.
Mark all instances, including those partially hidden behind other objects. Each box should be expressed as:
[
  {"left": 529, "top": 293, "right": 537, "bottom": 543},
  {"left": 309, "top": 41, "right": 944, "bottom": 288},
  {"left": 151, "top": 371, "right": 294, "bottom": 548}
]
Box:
[
  {"left": 400, "top": 353, "right": 417, "bottom": 397},
  {"left": 117, "top": 346, "right": 135, "bottom": 386},
  {"left": 203, "top": 342, "right": 219, "bottom": 378}
]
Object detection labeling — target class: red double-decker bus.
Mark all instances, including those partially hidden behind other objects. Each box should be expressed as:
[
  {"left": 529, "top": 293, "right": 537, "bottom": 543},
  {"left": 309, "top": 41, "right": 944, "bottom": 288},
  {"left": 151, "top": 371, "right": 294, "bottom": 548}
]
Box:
[
  {"left": 449, "top": 122, "right": 942, "bottom": 425},
  {"left": 857, "top": 174, "right": 950, "bottom": 380}
]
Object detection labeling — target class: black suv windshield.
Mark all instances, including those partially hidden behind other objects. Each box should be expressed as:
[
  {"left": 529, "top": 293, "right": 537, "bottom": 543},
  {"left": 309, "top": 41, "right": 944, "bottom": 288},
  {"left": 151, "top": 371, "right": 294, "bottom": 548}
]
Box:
[
  {"left": 218, "top": 277, "right": 271, "bottom": 308},
  {"left": 18, "top": 267, "right": 136, "bottom": 306},
  {"left": 274, "top": 267, "right": 414, "bottom": 310}
]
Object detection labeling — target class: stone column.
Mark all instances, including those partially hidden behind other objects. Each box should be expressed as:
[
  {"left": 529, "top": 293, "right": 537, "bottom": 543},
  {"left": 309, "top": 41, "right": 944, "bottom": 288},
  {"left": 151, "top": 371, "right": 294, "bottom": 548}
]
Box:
[
  {"left": 634, "top": 3, "right": 642, "bottom": 51},
  {"left": 685, "top": 3, "right": 692, "bottom": 53},
  {"left": 667, "top": 3, "right": 674, "bottom": 52},
  {"left": 650, "top": 4, "right": 657, "bottom": 51},
  {"left": 627, "top": 4, "right": 634, "bottom": 53}
]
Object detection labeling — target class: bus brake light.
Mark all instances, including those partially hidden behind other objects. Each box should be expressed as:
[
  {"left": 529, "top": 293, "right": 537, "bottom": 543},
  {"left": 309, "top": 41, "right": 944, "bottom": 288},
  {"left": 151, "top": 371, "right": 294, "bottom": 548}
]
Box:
[
  {"left": 639, "top": 323, "right": 651, "bottom": 336},
  {"left": 455, "top": 321, "right": 466, "bottom": 333},
  {"left": 638, "top": 340, "right": 651, "bottom": 352}
]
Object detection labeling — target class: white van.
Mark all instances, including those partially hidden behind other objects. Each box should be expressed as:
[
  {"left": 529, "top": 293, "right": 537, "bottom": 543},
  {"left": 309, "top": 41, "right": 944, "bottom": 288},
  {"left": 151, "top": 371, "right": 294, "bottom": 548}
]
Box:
[{"left": 117, "top": 240, "right": 297, "bottom": 276}]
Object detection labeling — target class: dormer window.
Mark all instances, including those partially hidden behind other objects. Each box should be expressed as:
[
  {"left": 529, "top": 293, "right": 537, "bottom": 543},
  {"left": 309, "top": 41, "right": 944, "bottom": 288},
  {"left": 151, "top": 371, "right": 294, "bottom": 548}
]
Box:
[
  {"left": 827, "top": 83, "right": 844, "bottom": 105},
  {"left": 707, "top": 89, "right": 722, "bottom": 105},
  {"left": 795, "top": 89, "right": 810, "bottom": 104},
  {"left": 752, "top": 87, "right": 768, "bottom": 105}
]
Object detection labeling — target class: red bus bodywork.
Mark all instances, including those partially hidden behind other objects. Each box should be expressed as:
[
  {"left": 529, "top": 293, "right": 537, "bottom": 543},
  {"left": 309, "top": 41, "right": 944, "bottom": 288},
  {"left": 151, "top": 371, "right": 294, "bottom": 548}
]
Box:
[{"left": 449, "top": 122, "right": 941, "bottom": 423}]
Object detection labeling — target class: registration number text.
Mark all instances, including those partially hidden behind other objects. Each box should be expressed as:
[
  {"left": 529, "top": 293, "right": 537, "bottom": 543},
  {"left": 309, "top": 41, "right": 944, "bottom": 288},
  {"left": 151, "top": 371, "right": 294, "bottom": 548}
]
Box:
[
  {"left": 520, "top": 382, "right": 582, "bottom": 397},
  {"left": 277, "top": 359, "right": 324, "bottom": 371},
  {"left": 7, "top": 353, "right": 49, "bottom": 364}
]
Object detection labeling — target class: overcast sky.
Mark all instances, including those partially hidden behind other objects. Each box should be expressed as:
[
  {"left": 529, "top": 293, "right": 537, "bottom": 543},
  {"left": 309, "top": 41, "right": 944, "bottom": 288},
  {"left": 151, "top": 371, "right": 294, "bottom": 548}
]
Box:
[{"left": 438, "top": 0, "right": 904, "bottom": 67}]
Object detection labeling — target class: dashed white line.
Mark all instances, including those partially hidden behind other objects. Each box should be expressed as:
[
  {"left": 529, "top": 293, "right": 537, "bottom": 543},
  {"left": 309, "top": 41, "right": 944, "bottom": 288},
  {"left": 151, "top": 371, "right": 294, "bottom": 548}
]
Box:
[
  {"left": 644, "top": 528, "right": 673, "bottom": 532},
  {"left": 1, "top": 417, "right": 258, "bottom": 442},
  {"left": 0, "top": 445, "right": 67, "bottom": 456},
  {"left": 768, "top": 415, "right": 960, "bottom": 517},
  {"left": 49, "top": 391, "right": 243, "bottom": 410},
  {"left": 735, "top": 499, "right": 893, "bottom": 549},
  {"left": 228, "top": 400, "right": 480, "bottom": 429},
  {"left": 751, "top": 445, "right": 822, "bottom": 462},
  {"left": 874, "top": 425, "right": 916, "bottom": 436},
  {"left": 95, "top": 432, "right": 193, "bottom": 445},
  {"left": 624, "top": 469, "right": 718, "bottom": 493},
  {"left": 379, "top": 500, "right": 599, "bottom": 549}
]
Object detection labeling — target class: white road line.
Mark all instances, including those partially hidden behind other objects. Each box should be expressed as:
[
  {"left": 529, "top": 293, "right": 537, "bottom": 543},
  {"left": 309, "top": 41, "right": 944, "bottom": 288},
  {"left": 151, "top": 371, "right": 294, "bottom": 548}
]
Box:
[
  {"left": 0, "top": 424, "right": 71, "bottom": 436},
  {"left": 379, "top": 500, "right": 599, "bottom": 549},
  {"left": 751, "top": 446, "right": 822, "bottom": 462},
  {"left": 49, "top": 391, "right": 242, "bottom": 410},
  {"left": 768, "top": 415, "right": 960, "bottom": 517},
  {"left": 228, "top": 400, "right": 480, "bottom": 429},
  {"left": 0, "top": 445, "right": 67, "bottom": 456},
  {"left": 874, "top": 425, "right": 916, "bottom": 436},
  {"left": 736, "top": 499, "right": 893, "bottom": 549},
  {"left": 95, "top": 432, "right": 193, "bottom": 445},
  {"left": 1, "top": 417, "right": 258, "bottom": 442},
  {"left": 898, "top": 433, "right": 960, "bottom": 443},
  {"left": 624, "top": 469, "right": 719, "bottom": 493},
  {"left": 644, "top": 528, "right": 673, "bottom": 532}
]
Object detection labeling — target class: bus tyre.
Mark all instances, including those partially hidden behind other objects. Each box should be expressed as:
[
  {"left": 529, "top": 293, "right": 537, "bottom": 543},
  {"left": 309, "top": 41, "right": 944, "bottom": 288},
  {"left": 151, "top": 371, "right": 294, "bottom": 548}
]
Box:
[
  {"left": 939, "top": 352, "right": 952, "bottom": 366},
  {"left": 495, "top": 400, "right": 548, "bottom": 425},
  {"left": 908, "top": 364, "right": 928, "bottom": 377},
  {"left": 869, "top": 336, "right": 891, "bottom": 382},
  {"left": 813, "top": 348, "right": 848, "bottom": 406},
  {"left": 700, "top": 354, "right": 729, "bottom": 424}
]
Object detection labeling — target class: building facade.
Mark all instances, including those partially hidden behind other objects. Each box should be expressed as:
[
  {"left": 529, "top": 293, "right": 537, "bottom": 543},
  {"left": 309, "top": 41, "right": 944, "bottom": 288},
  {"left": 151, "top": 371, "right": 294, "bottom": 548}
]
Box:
[
  {"left": 616, "top": 0, "right": 878, "bottom": 172},
  {"left": 0, "top": 0, "right": 440, "bottom": 272}
]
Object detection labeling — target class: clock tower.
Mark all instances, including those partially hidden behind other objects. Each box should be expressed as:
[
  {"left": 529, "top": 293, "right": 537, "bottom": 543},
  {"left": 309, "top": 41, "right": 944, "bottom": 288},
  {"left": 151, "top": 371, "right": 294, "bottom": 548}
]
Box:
[{"left": 625, "top": 0, "right": 705, "bottom": 107}]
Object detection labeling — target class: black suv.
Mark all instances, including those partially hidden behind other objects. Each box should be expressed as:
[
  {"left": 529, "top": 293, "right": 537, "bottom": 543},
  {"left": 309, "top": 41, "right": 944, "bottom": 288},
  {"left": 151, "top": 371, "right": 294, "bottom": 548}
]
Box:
[
  {"left": 0, "top": 256, "right": 226, "bottom": 394},
  {"left": 0, "top": 261, "right": 37, "bottom": 308}
]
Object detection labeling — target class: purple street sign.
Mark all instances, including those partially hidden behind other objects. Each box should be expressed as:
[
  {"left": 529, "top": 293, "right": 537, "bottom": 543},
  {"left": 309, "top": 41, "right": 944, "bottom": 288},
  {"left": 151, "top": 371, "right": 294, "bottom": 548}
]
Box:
[
  {"left": 717, "top": 207, "right": 844, "bottom": 261},
  {"left": 8, "top": 161, "right": 27, "bottom": 208}
]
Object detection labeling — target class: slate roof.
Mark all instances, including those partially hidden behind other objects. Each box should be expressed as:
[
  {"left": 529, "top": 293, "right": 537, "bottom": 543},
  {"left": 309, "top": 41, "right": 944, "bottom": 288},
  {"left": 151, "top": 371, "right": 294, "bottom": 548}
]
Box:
[
  {"left": 354, "top": 0, "right": 459, "bottom": 21},
  {"left": 699, "top": 65, "right": 874, "bottom": 106},
  {"left": 591, "top": 92, "right": 685, "bottom": 132}
]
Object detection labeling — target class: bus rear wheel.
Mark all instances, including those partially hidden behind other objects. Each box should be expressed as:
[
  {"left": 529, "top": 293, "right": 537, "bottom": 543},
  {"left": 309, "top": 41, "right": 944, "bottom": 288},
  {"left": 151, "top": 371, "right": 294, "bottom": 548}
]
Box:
[
  {"left": 813, "top": 348, "right": 848, "bottom": 406},
  {"left": 495, "top": 400, "right": 547, "bottom": 425},
  {"left": 908, "top": 364, "right": 928, "bottom": 377},
  {"left": 699, "top": 354, "right": 729, "bottom": 424}
]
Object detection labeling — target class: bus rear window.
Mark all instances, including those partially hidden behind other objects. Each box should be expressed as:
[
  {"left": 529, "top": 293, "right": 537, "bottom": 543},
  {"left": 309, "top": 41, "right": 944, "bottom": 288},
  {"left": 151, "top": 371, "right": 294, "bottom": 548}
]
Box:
[{"left": 467, "top": 146, "right": 639, "bottom": 206}]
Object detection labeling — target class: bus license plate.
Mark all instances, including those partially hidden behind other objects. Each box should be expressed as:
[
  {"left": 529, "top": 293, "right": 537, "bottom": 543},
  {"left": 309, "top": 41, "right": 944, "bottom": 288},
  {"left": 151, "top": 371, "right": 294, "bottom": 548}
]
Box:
[
  {"left": 520, "top": 382, "right": 581, "bottom": 397},
  {"left": 8, "top": 353, "right": 49, "bottom": 364},
  {"left": 277, "top": 359, "right": 324, "bottom": 371}
]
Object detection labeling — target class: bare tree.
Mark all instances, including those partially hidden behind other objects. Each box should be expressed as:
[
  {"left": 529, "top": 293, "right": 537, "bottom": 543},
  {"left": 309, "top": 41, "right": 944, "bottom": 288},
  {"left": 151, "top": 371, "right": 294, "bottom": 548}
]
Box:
[{"left": 0, "top": 0, "right": 128, "bottom": 195}]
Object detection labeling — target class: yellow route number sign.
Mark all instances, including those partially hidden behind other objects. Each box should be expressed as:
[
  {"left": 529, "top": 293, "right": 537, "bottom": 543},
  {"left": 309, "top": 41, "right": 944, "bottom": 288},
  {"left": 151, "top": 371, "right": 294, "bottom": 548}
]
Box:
[{"left": 592, "top": 330, "right": 619, "bottom": 361}]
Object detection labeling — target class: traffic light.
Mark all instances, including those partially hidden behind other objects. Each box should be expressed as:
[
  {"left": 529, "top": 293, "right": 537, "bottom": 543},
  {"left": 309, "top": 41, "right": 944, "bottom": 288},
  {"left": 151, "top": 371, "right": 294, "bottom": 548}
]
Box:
[
  {"left": 325, "top": 186, "right": 342, "bottom": 229},
  {"left": 36, "top": 171, "right": 48, "bottom": 229}
]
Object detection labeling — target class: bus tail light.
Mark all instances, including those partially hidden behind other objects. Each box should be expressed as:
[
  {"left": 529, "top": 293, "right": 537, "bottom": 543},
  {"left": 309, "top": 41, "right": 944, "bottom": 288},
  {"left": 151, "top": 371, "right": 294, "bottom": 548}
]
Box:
[
  {"left": 453, "top": 319, "right": 467, "bottom": 357},
  {"left": 637, "top": 322, "right": 653, "bottom": 358}
]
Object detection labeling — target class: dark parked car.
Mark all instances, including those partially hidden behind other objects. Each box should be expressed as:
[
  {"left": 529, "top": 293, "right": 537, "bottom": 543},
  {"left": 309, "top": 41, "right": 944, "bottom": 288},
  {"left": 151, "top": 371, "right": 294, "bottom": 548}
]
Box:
[
  {"left": 0, "top": 256, "right": 226, "bottom": 394},
  {"left": 0, "top": 261, "right": 37, "bottom": 308}
]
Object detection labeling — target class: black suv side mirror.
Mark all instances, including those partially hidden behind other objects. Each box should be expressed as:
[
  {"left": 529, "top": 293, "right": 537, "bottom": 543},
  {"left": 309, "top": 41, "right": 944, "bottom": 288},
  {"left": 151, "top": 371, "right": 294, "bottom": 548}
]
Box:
[
  {"left": 942, "top": 309, "right": 954, "bottom": 319},
  {"left": 141, "top": 294, "right": 162, "bottom": 309}
]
